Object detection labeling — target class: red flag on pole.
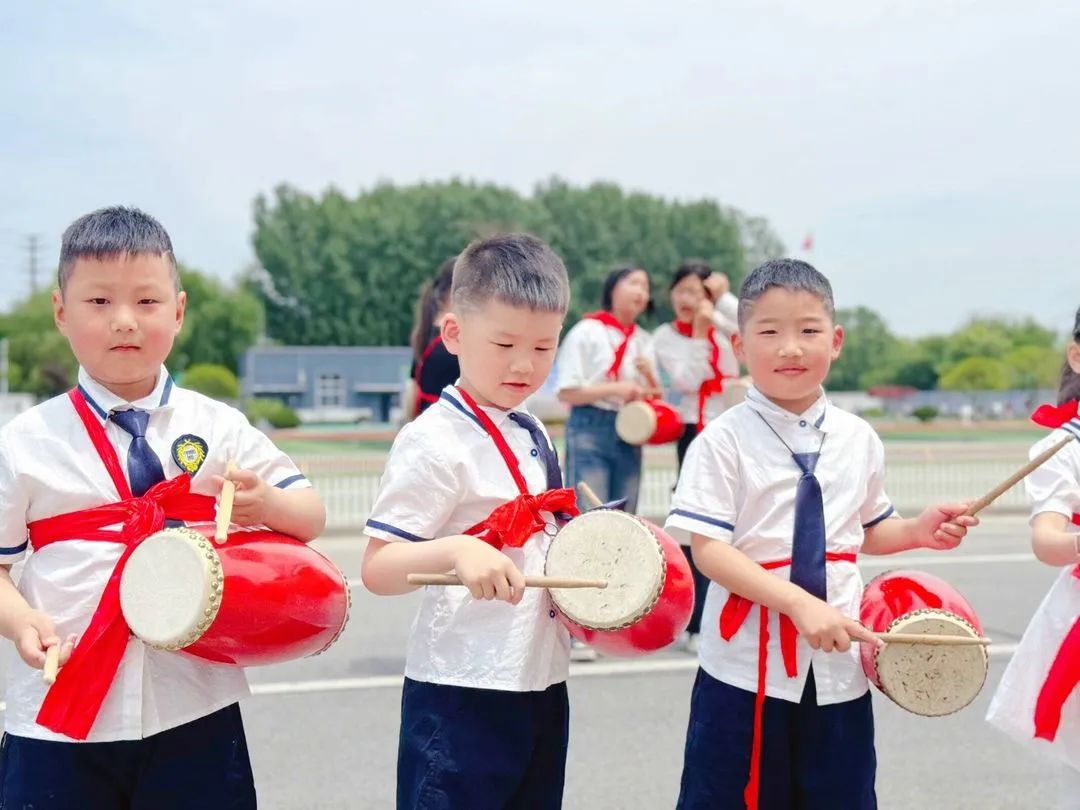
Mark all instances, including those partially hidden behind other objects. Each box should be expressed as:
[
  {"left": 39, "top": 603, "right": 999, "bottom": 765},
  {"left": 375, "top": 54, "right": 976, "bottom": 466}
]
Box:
[{"left": 801, "top": 233, "right": 814, "bottom": 252}]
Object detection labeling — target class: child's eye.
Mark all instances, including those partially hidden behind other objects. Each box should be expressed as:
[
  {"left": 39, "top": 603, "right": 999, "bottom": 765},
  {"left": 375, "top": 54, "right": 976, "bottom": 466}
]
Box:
[
  {"left": 759, "top": 329, "right": 777, "bottom": 336},
  {"left": 493, "top": 342, "right": 513, "bottom": 349},
  {"left": 803, "top": 328, "right": 822, "bottom": 335},
  {"left": 535, "top": 347, "right": 553, "bottom": 353},
  {"left": 139, "top": 299, "right": 159, "bottom": 306},
  {"left": 87, "top": 298, "right": 108, "bottom": 305}
]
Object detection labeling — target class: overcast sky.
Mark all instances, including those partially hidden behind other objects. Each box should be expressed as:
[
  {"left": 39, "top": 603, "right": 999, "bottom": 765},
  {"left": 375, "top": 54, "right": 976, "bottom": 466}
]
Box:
[{"left": 2, "top": 1, "right": 1077, "bottom": 337}]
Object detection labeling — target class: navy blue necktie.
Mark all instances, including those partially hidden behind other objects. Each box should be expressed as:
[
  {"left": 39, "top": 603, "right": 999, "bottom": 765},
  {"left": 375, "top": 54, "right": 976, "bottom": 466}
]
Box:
[
  {"left": 110, "top": 409, "right": 165, "bottom": 497},
  {"left": 789, "top": 451, "right": 827, "bottom": 600},
  {"left": 508, "top": 412, "right": 564, "bottom": 489}
]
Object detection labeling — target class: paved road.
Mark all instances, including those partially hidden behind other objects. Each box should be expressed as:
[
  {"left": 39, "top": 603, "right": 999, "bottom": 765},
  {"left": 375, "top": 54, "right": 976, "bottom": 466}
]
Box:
[{"left": 2, "top": 516, "right": 1068, "bottom": 808}]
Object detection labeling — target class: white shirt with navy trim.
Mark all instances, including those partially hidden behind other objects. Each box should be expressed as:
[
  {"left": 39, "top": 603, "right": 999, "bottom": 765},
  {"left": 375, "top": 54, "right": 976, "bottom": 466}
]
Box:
[
  {"left": 365, "top": 385, "right": 570, "bottom": 691},
  {"left": 554, "top": 318, "right": 656, "bottom": 411},
  {"left": 652, "top": 323, "right": 740, "bottom": 424},
  {"left": 664, "top": 386, "right": 895, "bottom": 705},
  {"left": 1025, "top": 430, "right": 1080, "bottom": 521},
  {"left": 0, "top": 366, "right": 311, "bottom": 741}
]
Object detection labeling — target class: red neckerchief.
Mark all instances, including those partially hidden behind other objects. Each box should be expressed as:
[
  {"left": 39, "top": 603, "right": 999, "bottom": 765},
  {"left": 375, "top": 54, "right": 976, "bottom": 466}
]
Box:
[
  {"left": 584, "top": 311, "right": 636, "bottom": 379},
  {"left": 454, "top": 387, "right": 578, "bottom": 549},
  {"left": 673, "top": 320, "right": 726, "bottom": 430},
  {"left": 28, "top": 388, "right": 215, "bottom": 740},
  {"left": 413, "top": 334, "right": 444, "bottom": 416},
  {"left": 718, "top": 552, "right": 858, "bottom": 810}
]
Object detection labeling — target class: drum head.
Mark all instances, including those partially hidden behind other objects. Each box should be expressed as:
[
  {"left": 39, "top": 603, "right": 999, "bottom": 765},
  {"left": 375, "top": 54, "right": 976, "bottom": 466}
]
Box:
[
  {"left": 545, "top": 510, "right": 665, "bottom": 630},
  {"left": 119, "top": 527, "right": 223, "bottom": 650},
  {"left": 875, "top": 610, "right": 988, "bottom": 716},
  {"left": 615, "top": 402, "right": 656, "bottom": 445}
]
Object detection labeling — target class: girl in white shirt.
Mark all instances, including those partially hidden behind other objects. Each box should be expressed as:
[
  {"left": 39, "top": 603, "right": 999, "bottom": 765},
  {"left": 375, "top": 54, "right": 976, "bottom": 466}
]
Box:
[
  {"left": 555, "top": 266, "right": 657, "bottom": 513},
  {"left": 987, "top": 307, "right": 1080, "bottom": 808}
]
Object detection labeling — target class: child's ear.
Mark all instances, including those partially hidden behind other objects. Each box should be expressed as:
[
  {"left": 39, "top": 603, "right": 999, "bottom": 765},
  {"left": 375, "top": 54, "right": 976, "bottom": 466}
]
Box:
[
  {"left": 1068, "top": 341, "right": 1080, "bottom": 374},
  {"left": 831, "top": 324, "right": 845, "bottom": 360},
  {"left": 52, "top": 289, "right": 67, "bottom": 336},
  {"left": 441, "top": 313, "right": 462, "bottom": 356},
  {"left": 731, "top": 331, "right": 745, "bottom": 364},
  {"left": 174, "top": 291, "right": 187, "bottom": 335}
]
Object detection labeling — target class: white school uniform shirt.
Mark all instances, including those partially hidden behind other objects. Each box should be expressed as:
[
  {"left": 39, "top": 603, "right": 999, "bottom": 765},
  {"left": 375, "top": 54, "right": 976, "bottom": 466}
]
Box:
[
  {"left": 986, "top": 434, "right": 1080, "bottom": 769},
  {"left": 555, "top": 317, "right": 656, "bottom": 411},
  {"left": 652, "top": 322, "right": 740, "bottom": 425},
  {"left": 0, "top": 366, "right": 311, "bottom": 742},
  {"left": 364, "top": 385, "right": 570, "bottom": 692},
  {"left": 664, "top": 386, "right": 895, "bottom": 705}
]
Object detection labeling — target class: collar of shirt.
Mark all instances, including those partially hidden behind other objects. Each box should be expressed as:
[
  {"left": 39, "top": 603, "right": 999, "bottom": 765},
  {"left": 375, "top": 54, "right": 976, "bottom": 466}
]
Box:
[
  {"left": 76, "top": 365, "right": 176, "bottom": 421},
  {"left": 438, "top": 384, "right": 538, "bottom": 437},
  {"left": 744, "top": 384, "right": 831, "bottom": 455}
]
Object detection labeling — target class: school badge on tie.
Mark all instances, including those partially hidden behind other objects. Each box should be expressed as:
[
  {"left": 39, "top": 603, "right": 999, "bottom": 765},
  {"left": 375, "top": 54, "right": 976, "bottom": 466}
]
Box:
[{"left": 171, "top": 434, "right": 209, "bottom": 474}]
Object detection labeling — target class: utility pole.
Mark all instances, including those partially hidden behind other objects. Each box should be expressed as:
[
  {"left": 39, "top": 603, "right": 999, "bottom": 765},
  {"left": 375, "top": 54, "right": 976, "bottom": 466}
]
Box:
[{"left": 25, "top": 234, "right": 41, "bottom": 294}]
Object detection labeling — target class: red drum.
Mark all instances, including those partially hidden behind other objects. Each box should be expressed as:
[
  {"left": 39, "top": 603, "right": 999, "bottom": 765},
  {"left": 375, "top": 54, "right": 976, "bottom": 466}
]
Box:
[
  {"left": 119, "top": 525, "right": 350, "bottom": 667},
  {"left": 615, "top": 399, "right": 684, "bottom": 445},
  {"left": 860, "top": 570, "right": 988, "bottom": 716},
  {"left": 544, "top": 509, "right": 694, "bottom": 656}
]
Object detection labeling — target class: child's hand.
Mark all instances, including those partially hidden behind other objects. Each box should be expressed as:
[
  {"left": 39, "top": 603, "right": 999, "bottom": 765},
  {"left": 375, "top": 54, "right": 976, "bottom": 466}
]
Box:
[
  {"left": 704, "top": 272, "right": 730, "bottom": 300},
  {"left": 610, "top": 380, "right": 643, "bottom": 404},
  {"left": 212, "top": 467, "right": 274, "bottom": 527},
  {"left": 12, "top": 609, "right": 76, "bottom": 670},
  {"left": 693, "top": 299, "right": 715, "bottom": 336},
  {"left": 915, "top": 503, "right": 979, "bottom": 551},
  {"left": 789, "top": 592, "right": 882, "bottom": 653},
  {"left": 452, "top": 538, "right": 526, "bottom": 605}
]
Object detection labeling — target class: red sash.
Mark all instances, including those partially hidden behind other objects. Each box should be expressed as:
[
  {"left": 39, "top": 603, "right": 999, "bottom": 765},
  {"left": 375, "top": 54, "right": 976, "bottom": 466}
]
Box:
[
  {"left": 584, "top": 311, "right": 636, "bottom": 379},
  {"left": 454, "top": 388, "right": 579, "bottom": 549},
  {"left": 718, "top": 552, "right": 858, "bottom": 810},
  {"left": 413, "top": 335, "right": 444, "bottom": 416},
  {"left": 29, "top": 388, "right": 215, "bottom": 740},
  {"left": 673, "top": 320, "right": 726, "bottom": 431}
]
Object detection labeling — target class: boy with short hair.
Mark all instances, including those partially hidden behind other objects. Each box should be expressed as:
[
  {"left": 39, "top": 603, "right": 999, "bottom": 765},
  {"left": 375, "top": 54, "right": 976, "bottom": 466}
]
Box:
[
  {"left": 362, "top": 233, "right": 575, "bottom": 810},
  {"left": 0, "top": 206, "right": 325, "bottom": 808},
  {"left": 666, "top": 258, "right": 978, "bottom": 809}
]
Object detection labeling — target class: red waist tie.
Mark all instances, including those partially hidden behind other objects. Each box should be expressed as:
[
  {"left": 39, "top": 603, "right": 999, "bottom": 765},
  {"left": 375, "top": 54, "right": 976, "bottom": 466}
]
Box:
[
  {"left": 465, "top": 489, "right": 579, "bottom": 549},
  {"left": 1033, "top": 563, "right": 1080, "bottom": 742},
  {"left": 718, "top": 552, "right": 858, "bottom": 810},
  {"left": 28, "top": 474, "right": 215, "bottom": 740}
]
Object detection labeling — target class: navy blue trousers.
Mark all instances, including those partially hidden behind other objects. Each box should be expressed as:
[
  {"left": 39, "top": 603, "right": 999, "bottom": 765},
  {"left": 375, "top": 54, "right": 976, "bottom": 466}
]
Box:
[
  {"left": 0, "top": 703, "right": 255, "bottom": 810},
  {"left": 678, "top": 668, "right": 877, "bottom": 810},
  {"left": 398, "top": 678, "right": 569, "bottom": 810}
]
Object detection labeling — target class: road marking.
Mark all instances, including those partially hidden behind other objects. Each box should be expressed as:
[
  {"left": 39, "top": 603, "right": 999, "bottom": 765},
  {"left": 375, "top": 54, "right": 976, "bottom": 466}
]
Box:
[
  {"left": 0, "top": 644, "right": 1021, "bottom": 712},
  {"left": 861, "top": 553, "right": 1035, "bottom": 568}
]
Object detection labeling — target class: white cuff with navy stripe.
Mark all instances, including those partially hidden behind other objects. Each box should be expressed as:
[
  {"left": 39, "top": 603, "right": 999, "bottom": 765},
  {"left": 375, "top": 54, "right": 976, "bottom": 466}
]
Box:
[
  {"left": 365, "top": 519, "right": 431, "bottom": 543},
  {"left": 664, "top": 508, "right": 735, "bottom": 544},
  {"left": 862, "top": 505, "right": 896, "bottom": 529}
]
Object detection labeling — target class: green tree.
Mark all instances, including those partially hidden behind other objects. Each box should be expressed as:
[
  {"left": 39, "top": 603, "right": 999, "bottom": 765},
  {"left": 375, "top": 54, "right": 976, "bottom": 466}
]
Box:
[
  {"left": 1003, "top": 345, "right": 1062, "bottom": 390},
  {"left": 826, "top": 307, "right": 900, "bottom": 391},
  {"left": 0, "top": 291, "right": 78, "bottom": 397},
  {"left": 938, "top": 357, "right": 1012, "bottom": 390},
  {"left": 170, "top": 266, "right": 264, "bottom": 374}
]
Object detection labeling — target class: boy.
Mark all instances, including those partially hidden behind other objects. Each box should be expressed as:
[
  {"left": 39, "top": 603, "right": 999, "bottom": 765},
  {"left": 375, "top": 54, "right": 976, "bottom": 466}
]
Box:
[
  {"left": 361, "top": 234, "right": 574, "bottom": 809},
  {"left": 665, "top": 259, "right": 978, "bottom": 809},
  {"left": 0, "top": 206, "right": 325, "bottom": 809}
]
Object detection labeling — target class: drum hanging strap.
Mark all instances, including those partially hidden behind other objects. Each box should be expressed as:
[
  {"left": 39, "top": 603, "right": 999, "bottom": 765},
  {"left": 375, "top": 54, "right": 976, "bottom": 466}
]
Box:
[
  {"left": 27, "top": 388, "right": 214, "bottom": 740},
  {"left": 454, "top": 387, "right": 579, "bottom": 549}
]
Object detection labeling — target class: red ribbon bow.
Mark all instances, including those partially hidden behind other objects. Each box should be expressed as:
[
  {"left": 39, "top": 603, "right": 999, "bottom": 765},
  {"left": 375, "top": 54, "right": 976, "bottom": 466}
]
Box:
[
  {"left": 467, "top": 488, "right": 579, "bottom": 550},
  {"left": 30, "top": 474, "right": 215, "bottom": 740},
  {"left": 1031, "top": 399, "right": 1079, "bottom": 429}
]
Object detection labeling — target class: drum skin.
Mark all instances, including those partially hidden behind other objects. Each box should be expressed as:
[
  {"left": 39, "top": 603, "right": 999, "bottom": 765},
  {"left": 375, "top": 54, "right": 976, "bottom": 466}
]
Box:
[
  {"left": 146, "top": 527, "right": 349, "bottom": 667},
  {"left": 859, "top": 569, "right": 984, "bottom": 691},
  {"left": 557, "top": 517, "right": 694, "bottom": 657},
  {"left": 616, "top": 400, "right": 684, "bottom": 446}
]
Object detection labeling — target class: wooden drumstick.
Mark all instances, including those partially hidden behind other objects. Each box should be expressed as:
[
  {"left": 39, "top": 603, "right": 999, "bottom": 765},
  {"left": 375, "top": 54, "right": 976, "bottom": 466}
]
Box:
[
  {"left": 577, "top": 482, "right": 604, "bottom": 510},
  {"left": 964, "top": 434, "right": 1074, "bottom": 516},
  {"left": 215, "top": 460, "right": 238, "bottom": 545},
  {"left": 42, "top": 644, "right": 60, "bottom": 685},
  {"left": 407, "top": 573, "right": 608, "bottom": 589},
  {"left": 862, "top": 632, "right": 993, "bottom": 647}
]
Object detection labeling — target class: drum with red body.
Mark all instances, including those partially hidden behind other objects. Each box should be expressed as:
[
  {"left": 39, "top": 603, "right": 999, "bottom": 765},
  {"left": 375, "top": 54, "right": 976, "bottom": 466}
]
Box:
[
  {"left": 860, "top": 569, "right": 988, "bottom": 716},
  {"left": 615, "top": 399, "right": 684, "bottom": 445},
  {"left": 119, "top": 525, "right": 350, "bottom": 666},
  {"left": 544, "top": 509, "right": 694, "bottom": 656}
]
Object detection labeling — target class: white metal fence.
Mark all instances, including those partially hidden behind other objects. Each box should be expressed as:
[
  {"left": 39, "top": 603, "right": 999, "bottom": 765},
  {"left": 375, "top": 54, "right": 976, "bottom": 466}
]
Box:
[{"left": 297, "top": 442, "right": 1033, "bottom": 531}]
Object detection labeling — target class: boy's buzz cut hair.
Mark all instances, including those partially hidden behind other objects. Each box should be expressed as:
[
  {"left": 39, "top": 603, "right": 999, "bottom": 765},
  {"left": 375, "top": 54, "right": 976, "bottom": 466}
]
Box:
[
  {"left": 58, "top": 206, "right": 180, "bottom": 294},
  {"left": 737, "top": 258, "right": 835, "bottom": 327},
  {"left": 451, "top": 233, "right": 570, "bottom": 315}
]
